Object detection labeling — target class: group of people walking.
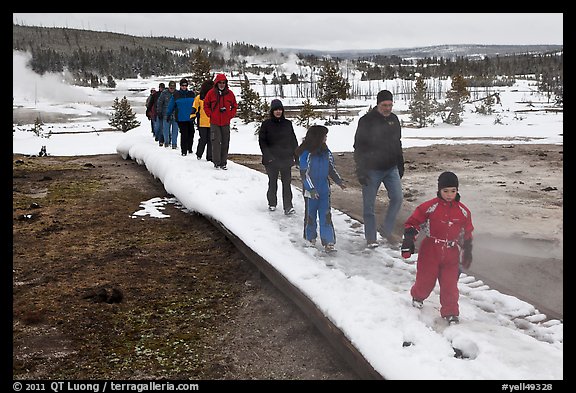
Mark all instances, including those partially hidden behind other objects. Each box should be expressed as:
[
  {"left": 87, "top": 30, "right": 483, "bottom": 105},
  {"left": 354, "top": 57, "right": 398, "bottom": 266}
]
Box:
[
  {"left": 146, "top": 73, "right": 238, "bottom": 169},
  {"left": 257, "top": 89, "right": 474, "bottom": 324},
  {"left": 148, "top": 82, "right": 475, "bottom": 324}
]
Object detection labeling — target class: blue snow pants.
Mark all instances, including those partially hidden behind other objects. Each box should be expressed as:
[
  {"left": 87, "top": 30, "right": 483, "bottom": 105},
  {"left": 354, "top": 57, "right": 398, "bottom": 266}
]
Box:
[{"left": 303, "top": 194, "right": 335, "bottom": 246}]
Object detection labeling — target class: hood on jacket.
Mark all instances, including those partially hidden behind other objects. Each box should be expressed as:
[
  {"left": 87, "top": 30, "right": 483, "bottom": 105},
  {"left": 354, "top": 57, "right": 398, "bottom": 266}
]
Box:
[
  {"left": 269, "top": 99, "right": 285, "bottom": 119},
  {"left": 214, "top": 73, "right": 228, "bottom": 87}
]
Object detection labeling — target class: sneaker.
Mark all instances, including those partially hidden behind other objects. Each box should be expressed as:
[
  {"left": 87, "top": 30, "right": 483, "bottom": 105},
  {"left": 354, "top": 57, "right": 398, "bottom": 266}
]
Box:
[
  {"left": 214, "top": 163, "right": 220, "bottom": 169},
  {"left": 324, "top": 243, "right": 336, "bottom": 252},
  {"left": 412, "top": 298, "right": 424, "bottom": 309},
  {"left": 172, "top": 145, "right": 177, "bottom": 149},
  {"left": 164, "top": 143, "right": 170, "bottom": 148},
  {"left": 366, "top": 241, "right": 379, "bottom": 249},
  {"left": 284, "top": 207, "right": 295, "bottom": 215},
  {"left": 445, "top": 315, "right": 459, "bottom": 325},
  {"left": 268, "top": 206, "right": 276, "bottom": 211},
  {"left": 221, "top": 165, "right": 227, "bottom": 170},
  {"left": 181, "top": 152, "right": 187, "bottom": 156},
  {"left": 159, "top": 141, "right": 163, "bottom": 146},
  {"left": 197, "top": 156, "right": 201, "bottom": 160}
]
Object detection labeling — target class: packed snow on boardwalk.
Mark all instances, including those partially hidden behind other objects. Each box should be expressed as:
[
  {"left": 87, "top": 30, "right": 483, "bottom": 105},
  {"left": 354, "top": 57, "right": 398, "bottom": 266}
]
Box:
[{"left": 116, "top": 133, "right": 562, "bottom": 380}]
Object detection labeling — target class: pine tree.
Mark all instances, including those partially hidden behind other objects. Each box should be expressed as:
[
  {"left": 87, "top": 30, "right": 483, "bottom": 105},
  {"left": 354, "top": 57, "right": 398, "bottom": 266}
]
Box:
[
  {"left": 109, "top": 96, "right": 140, "bottom": 132},
  {"left": 296, "top": 98, "right": 319, "bottom": 128},
  {"left": 443, "top": 74, "right": 470, "bottom": 126},
  {"left": 237, "top": 76, "right": 267, "bottom": 125},
  {"left": 189, "top": 47, "right": 212, "bottom": 93},
  {"left": 474, "top": 93, "right": 496, "bottom": 115},
  {"left": 409, "top": 75, "right": 436, "bottom": 128},
  {"left": 106, "top": 75, "right": 116, "bottom": 88},
  {"left": 317, "top": 61, "right": 350, "bottom": 120}
]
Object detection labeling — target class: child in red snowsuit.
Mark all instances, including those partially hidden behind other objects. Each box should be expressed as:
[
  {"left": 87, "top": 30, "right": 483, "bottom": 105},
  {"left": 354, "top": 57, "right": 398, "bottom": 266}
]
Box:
[{"left": 401, "top": 171, "right": 474, "bottom": 324}]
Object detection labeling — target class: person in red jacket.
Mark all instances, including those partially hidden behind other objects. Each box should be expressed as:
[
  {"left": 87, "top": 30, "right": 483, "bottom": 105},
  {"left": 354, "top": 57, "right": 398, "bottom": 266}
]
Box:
[
  {"left": 203, "top": 73, "right": 237, "bottom": 170},
  {"left": 401, "top": 171, "right": 474, "bottom": 325}
]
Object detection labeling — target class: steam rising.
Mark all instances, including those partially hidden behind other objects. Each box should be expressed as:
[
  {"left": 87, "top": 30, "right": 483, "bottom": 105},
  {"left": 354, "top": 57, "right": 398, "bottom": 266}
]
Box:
[{"left": 13, "top": 50, "right": 98, "bottom": 105}]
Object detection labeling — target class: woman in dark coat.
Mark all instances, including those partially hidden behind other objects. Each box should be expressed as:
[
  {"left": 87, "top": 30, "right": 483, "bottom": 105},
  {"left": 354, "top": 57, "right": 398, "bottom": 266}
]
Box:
[{"left": 258, "top": 99, "right": 299, "bottom": 215}]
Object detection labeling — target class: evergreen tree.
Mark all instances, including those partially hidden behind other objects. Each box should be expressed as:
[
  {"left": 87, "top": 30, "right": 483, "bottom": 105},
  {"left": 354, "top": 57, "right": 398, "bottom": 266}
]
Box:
[
  {"left": 109, "top": 96, "right": 140, "bottom": 132},
  {"left": 474, "top": 93, "right": 497, "bottom": 115},
  {"left": 443, "top": 74, "right": 470, "bottom": 126},
  {"left": 189, "top": 47, "right": 213, "bottom": 93},
  {"left": 106, "top": 75, "right": 116, "bottom": 88},
  {"left": 296, "top": 98, "right": 319, "bottom": 128},
  {"left": 317, "top": 61, "right": 350, "bottom": 120},
  {"left": 409, "top": 75, "right": 436, "bottom": 128},
  {"left": 237, "top": 76, "right": 267, "bottom": 125}
]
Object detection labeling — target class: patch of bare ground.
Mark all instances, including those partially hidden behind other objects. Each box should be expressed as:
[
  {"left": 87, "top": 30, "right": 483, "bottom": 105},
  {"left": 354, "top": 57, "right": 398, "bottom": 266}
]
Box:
[{"left": 12, "top": 154, "right": 356, "bottom": 380}]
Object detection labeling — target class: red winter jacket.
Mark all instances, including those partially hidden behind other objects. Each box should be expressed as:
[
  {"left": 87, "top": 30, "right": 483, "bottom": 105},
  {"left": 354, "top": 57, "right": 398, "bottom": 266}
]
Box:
[
  {"left": 405, "top": 195, "right": 474, "bottom": 245},
  {"left": 203, "top": 73, "right": 237, "bottom": 126}
]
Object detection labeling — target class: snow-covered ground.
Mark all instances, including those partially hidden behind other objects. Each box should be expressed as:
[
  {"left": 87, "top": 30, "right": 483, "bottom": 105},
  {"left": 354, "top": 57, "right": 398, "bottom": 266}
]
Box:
[{"left": 13, "top": 50, "right": 563, "bottom": 380}]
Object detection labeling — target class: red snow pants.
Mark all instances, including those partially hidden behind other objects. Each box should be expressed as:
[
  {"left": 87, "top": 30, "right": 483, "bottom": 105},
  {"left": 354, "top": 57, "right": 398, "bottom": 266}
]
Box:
[{"left": 410, "top": 237, "right": 460, "bottom": 317}]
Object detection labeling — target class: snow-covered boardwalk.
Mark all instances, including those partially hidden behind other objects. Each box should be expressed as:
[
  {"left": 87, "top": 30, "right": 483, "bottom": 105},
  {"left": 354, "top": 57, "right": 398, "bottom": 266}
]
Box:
[{"left": 118, "top": 136, "right": 562, "bottom": 380}]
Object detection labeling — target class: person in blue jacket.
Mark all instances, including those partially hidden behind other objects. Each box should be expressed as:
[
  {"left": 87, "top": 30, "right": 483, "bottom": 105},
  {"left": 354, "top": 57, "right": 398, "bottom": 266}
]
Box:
[
  {"left": 295, "top": 125, "right": 346, "bottom": 252},
  {"left": 166, "top": 78, "right": 196, "bottom": 156}
]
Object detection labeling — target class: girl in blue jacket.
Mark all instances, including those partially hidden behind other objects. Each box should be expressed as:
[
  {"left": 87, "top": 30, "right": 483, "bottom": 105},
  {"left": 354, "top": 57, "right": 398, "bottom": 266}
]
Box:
[{"left": 295, "top": 125, "right": 346, "bottom": 252}]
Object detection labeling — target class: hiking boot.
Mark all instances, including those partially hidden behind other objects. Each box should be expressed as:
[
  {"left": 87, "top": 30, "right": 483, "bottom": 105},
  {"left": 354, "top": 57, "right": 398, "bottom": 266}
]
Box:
[
  {"left": 284, "top": 207, "right": 295, "bottom": 215},
  {"left": 324, "top": 243, "right": 336, "bottom": 252},
  {"left": 445, "top": 315, "right": 459, "bottom": 325},
  {"left": 366, "top": 241, "right": 379, "bottom": 249},
  {"left": 412, "top": 298, "right": 424, "bottom": 309},
  {"left": 268, "top": 206, "right": 276, "bottom": 211},
  {"left": 196, "top": 155, "right": 201, "bottom": 160}
]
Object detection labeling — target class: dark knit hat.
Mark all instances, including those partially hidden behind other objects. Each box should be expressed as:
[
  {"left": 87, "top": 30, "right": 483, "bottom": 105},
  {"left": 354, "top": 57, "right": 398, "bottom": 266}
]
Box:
[
  {"left": 270, "top": 99, "right": 284, "bottom": 111},
  {"left": 159, "top": 82, "right": 165, "bottom": 88},
  {"left": 179, "top": 78, "right": 188, "bottom": 86},
  {"left": 438, "top": 171, "right": 459, "bottom": 190},
  {"left": 377, "top": 90, "right": 393, "bottom": 103}
]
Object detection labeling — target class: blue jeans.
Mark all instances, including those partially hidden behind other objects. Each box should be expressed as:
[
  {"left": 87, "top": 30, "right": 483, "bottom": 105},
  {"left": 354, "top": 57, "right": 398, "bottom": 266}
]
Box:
[
  {"left": 153, "top": 117, "right": 164, "bottom": 143},
  {"left": 163, "top": 118, "right": 179, "bottom": 147},
  {"left": 361, "top": 167, "right": 403, "bottom": 242}
]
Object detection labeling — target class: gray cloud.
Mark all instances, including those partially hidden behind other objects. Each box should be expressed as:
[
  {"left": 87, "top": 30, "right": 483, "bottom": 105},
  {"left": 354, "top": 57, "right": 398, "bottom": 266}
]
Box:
[{"left": 13, "top": 13, "right": 563, "bottom": 51}]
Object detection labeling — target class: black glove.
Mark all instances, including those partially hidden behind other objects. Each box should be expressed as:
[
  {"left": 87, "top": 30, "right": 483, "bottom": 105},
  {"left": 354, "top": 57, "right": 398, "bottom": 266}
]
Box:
[
  {"left": 401, "top": 227, "right": 418, "bottom": 258},
  {"left": 462, "top": 239, "right": 473, "bottom": 269},
  {"left": 398, "top": 161, "right": 405, "bottom": 179}
]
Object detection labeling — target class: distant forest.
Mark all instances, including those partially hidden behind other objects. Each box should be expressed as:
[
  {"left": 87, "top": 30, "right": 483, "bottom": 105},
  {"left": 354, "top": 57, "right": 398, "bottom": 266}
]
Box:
[{"left": 13, "top": 24, "right": 563, "bottom": 99}]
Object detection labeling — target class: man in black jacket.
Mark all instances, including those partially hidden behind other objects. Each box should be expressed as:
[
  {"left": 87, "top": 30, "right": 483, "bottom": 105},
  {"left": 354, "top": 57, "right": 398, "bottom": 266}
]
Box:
[
  {"left": 258, "top": 99, "right": 299, "bottom": 215},
  {"left": 353, "top": 90, "right": 404, "bottom": 248}
]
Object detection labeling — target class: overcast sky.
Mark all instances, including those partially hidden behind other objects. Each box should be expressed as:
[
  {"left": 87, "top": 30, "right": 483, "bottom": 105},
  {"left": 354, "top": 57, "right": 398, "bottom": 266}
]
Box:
[{"left": 13, "top": 13, "right": 563, "bottom": 51}]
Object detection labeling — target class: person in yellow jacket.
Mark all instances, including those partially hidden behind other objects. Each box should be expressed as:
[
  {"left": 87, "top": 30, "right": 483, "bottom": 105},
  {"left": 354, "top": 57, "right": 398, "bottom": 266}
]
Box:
[{"left": 190, "top": 80, "right": 214, "bottom": 161}]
